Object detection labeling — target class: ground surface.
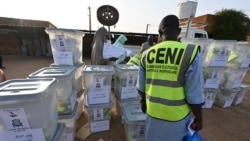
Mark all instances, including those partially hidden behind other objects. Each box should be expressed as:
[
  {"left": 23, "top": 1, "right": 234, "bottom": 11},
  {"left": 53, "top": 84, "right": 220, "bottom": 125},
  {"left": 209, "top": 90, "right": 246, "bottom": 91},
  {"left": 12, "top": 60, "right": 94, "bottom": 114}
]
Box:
[{"left": 3, "top": 55, "right": 250, "bottom": 141}]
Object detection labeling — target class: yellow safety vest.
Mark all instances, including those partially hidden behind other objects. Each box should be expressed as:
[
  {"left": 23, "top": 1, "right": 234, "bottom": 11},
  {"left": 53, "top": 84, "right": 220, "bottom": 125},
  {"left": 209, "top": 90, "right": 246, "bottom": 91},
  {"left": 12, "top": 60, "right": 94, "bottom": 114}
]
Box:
[
  {"left": 141, "top": 41, "right": 199, "bottom": 121},
  {"left": 127, "top": 53, "right": 142, "bottom": 66}
]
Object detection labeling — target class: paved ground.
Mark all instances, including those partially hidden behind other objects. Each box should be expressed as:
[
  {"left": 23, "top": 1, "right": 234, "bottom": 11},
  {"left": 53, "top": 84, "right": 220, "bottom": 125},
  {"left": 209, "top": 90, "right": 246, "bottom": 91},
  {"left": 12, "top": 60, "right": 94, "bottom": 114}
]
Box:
[{"left": 3, "top": 55, "right": 250, "bottom": 141}]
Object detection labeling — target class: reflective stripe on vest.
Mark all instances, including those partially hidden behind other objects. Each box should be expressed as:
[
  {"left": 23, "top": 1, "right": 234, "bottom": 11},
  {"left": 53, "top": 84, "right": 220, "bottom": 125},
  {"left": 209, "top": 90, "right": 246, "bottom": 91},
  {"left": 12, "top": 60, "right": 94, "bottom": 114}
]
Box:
[
  {"left": 142, "top": 42, "right": 199, "bottom": 121},
  {"left": 127, "top": 53, "right": 141, "bottom": 66}
]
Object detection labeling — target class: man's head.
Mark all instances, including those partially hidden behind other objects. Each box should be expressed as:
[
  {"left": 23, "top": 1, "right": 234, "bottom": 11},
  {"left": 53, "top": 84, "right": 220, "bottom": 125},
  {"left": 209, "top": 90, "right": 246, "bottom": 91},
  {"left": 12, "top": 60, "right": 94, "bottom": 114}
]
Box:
[{"left": 158, "top": 15, "right": 181, "bottom": 42}]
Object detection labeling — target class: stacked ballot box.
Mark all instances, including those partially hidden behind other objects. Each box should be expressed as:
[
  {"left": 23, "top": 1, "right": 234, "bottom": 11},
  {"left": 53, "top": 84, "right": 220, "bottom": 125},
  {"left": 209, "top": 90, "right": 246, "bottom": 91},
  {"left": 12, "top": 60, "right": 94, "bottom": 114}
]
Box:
[
  {"left": 203, "top": 88, "right": 220, "bottom": 109},
  {"left": 82, "top": 65, "right": 114, "bottom": 133},
  {"left": 181, "top": 38, "right": 214, "bottom": 66},
  {"left": 232, "top": 84, "right": 250, "bottom": 105},
  {"left": 45, "top": 28, "right": 85, "bottom": 66},
  {"left": 58, "top": 102, "right": 78, "bottom": 141},
  {"left": 84, "top": 96, "right": 113, "bottom": 133},
  {"left": 122, "top": 104, "right": 146, "bottom": 141},
  {"left": 214, "top": 87, "right": 241, "bottom": 108},
  {"left": 28, "top": 67, "right": 77, "bottom": 115},
  {"left": 0, "top": 78, "right": 58, "bottom": 141},
  {"left": 113, "top": 64, "right": 141, "bottom": 124}
]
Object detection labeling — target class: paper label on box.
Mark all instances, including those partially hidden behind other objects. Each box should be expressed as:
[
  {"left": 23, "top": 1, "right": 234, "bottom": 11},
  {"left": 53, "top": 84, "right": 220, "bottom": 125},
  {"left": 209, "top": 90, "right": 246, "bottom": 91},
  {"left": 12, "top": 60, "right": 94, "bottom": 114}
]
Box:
[
  {"left": 204, "top": 70, "right": 223, "bottom": 88},
  {"left": 90, "top": 120, "right": 110, "bottom": 133},
  {"left": 93, "top": 109, "right": 104, "bottom": 121},
  {"left": 0, "top": 108, "right": 30, "bottom": 131},
  {"left": 126, "top": 75, "right": 136, "bottom": 86},
  {"left": 90, "top": 76, "right": 104, "bottom": 89},
  {"left": 205, "top": 92, "right": 215, "bottom": 100},
  {"left": 53, "top": 51, "right": 73, "bottom": 65},
  {"left": 121, "top": 86, "right": 138, "bottom": 99},
  {"left": 88, "top": 90, "right": 109, "bottom": 104},
  {"left": 240, "top": 55, "right": 250, "bottom": 68},
  {"left": 210, "top": 46, "right": 229, "bottom": 66},
  {"left": 55, "top": 35, "right": 68, "bottom": 51},
  {"left": 0, "top": 128, "right": 45, "bottom": 141},
  {"left": 231, "top": 72, "right": 245, "bottom": 89},
  {"left": 223, "top": 94, "right": 236, "bottom": 108},
  {"left": 136, "top": 125, "right": 145, "bottom": 136},
  {"left": 234, "top": 97, "right": 243, "bottom": 105},
  {"left": 203, "top": 100, "right": 214, "bottom": 108}
]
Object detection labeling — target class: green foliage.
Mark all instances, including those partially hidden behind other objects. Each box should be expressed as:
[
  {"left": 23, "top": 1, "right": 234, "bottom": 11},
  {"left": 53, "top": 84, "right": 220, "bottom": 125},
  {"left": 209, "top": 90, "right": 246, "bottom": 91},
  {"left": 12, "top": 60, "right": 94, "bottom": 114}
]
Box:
[{"left": 211, "top": 9, "right": 249, "bottom": 41}]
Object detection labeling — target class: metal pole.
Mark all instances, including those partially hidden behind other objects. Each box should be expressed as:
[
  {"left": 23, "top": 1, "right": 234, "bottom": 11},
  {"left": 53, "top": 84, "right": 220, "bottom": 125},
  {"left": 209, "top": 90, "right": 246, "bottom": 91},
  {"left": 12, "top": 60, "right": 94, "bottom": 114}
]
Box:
[
  {"left": 146, "top": 24, "right": 150, "bottom": 34},
  {"left": 88, "top": 6, "right": 92, "bottom": 33}
]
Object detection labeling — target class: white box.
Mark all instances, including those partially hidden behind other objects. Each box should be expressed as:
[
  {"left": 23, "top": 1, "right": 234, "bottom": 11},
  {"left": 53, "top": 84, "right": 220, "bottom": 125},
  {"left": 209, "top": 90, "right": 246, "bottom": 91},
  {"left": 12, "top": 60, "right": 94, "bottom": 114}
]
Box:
[
  {"left": 202, "top": 88, "right": 219, "bottom": 108},
  {"left": 28, "top": 67, "right": 77, "bottom": 115},
  {"left": 220, "top": 68, "right": 247, "bottom": 89},
  {"left": 123, "top": 104, "right": 146, "bottom": 141},
  {"left": 203, "top": 67, "right": 226, "bottom": 89},
  {"left": 181, "top": 38, "right": 214, "bottom": 66},
  {"left": 214, "top": 87, "right": 240, "bottom": 108},
  {"left": 50, "top": 62, "right": 85, "bottom": 94},
  {"left": 205, "top": 40, "right": 236, "bottom": 67},
  {"left": 82, "top": 65, "right": 114, "bottom": 104},
  {"left": 84, "top": 96, "right": 113, "bottom": 133},
  {"left": 115, "top": 96, "right": 140, "bottom": 124},
  {"left": 45, "top": 28, "right": 85, "bottom": 65},
  {"left": 227, "top": 42, "right": 250, "bottom": 69},
  {"left": 232, "top": 84, "right": 250, "bottom": 105},
  {"left": 0, "top": 78, "right": 58, "bottom": 141},
  {"left": 58, "top": 102, "right": 78, "bottom": 141},
  {"left": 114, "top": 64, "right": 139, "bottom": 100}
]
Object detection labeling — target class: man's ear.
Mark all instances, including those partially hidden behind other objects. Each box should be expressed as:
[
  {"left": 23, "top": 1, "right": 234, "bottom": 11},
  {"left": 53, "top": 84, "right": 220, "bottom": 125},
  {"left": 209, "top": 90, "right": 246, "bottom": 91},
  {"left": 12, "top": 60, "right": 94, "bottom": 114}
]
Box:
[{"left": 178, "top": 28, "right": 181, "bottom": 35}]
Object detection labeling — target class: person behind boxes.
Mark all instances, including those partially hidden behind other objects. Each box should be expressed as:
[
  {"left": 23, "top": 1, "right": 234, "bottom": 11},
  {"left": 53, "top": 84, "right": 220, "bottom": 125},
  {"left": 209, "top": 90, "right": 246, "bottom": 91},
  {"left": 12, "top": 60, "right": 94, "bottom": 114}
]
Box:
[
  {"left": 91, "top": 27, "right": 117, "bottom": 65},
  {"left": 136, "top": 15, "right": 204, "bottom": 141},
  {"left": 127, "top": 35, "right": 155, "bottom": 66},
  {"left": 0, "top": 69, "right": 6, "bottom": 82}
]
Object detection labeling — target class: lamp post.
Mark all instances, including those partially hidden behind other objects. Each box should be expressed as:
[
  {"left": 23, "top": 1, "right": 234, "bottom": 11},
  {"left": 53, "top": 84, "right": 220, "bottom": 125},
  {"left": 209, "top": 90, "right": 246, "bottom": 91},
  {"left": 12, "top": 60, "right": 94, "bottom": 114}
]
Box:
[{"left": 146, "top": 24, "right": 150, "bottom": 34}]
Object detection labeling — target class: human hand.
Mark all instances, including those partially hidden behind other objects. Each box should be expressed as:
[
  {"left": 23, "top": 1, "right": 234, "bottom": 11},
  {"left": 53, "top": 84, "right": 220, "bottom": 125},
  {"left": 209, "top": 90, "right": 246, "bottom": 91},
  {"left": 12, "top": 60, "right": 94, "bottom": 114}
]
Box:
[
  {"left": 140, "top": 101, "right": 146, "bottom": 113},
  {"left": 190, "top": 118, "right": 202, "bottom": 131},
  {"left": 109, "top": 57, "right": 118, "bottom": 61}
]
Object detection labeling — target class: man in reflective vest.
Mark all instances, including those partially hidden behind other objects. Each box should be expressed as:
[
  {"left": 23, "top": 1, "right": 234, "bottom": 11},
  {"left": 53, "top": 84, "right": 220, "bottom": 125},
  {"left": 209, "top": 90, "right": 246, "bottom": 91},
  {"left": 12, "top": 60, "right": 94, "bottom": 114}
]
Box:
[
  {"left": 136, "top": 15, "right": 204, "bottom": 141},
  {"left": 127, "top": 35, "right": 155, "bottom": 66}
]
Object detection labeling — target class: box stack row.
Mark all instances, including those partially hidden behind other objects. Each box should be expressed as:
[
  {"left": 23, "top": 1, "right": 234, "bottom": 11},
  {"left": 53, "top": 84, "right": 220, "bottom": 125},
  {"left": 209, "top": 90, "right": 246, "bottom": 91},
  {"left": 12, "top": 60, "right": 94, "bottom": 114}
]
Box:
[
  {"left": 113, "top": 64, "right": 146, "bottom": 141},
  {"left": 181, "top": 38, "right": 250, "bottom": 109},
  {"left": 0, "top": 28, "right": 86, "bottom": 140},
  {"left": 82, "top": 65, "right": 114, "bottom": 133}
]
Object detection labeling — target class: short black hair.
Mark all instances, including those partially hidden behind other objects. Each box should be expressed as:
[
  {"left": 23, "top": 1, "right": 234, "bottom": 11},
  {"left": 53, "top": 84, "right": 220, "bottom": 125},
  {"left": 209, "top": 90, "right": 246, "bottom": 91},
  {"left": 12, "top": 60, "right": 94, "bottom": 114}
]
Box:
[{"left": 158, "top": 15, "right": 179, "bottom": 35}]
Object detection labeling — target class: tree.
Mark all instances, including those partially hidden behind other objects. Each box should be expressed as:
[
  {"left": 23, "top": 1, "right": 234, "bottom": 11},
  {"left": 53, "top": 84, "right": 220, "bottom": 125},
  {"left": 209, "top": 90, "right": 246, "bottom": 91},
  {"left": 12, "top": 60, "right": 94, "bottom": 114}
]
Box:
[{"left": 211, "top": 9, "right": 249, "bottom": 41}]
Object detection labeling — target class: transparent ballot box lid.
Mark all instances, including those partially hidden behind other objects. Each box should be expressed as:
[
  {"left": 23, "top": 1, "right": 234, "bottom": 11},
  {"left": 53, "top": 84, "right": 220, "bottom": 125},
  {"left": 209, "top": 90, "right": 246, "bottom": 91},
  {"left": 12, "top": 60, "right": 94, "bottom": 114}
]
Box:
[{"left": 82, "top": 65, "right": 114, "bottom": 74}]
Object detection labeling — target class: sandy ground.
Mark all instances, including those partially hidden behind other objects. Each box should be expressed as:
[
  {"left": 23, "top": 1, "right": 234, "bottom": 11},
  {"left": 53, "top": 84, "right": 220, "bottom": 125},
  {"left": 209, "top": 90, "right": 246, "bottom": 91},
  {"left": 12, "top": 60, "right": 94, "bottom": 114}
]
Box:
[{"left": 2, "top": 55, "right": 250, "bottom": 141}]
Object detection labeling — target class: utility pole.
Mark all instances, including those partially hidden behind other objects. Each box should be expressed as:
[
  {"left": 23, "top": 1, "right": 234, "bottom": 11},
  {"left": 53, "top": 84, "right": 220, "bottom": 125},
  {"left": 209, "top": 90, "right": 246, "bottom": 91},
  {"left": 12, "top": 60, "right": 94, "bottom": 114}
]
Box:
[{"left": 88, "top": 6, "right": 92, "bottom": 33}]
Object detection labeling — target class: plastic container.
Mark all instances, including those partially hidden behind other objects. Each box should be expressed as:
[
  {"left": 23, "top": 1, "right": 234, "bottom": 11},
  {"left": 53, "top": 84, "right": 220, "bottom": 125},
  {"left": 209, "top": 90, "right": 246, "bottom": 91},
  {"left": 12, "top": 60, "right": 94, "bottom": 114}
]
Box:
[
  {"left": 181, "top": 38, "right": 214, "bottom": 66},
  {"left": 232, "top": 84, "right": 250, "bottom": 105},
  {"left": 205, "top": 40, "right": 237, "bottom": 67},
  {"left": 220, "top": 68, "right": 247, "bottom": 89},
  {"left": 50, "top": 62, "right": 85, "bottom": 95},
  {"left": 45, "top": 28, "right": 85, "bottom": 65},
  {"left": 58, "top": 102, "right": 78, "bottom": 141},
  {"left": 82, "top": 65, "right": 114, "bottom": 104},
  {"left": 214, "top": 87, "right": 240, "bottom": 108},
  {"left": 227, "top": 42, "right": 250, "bottom": 69},
  {"left": 84, "top": 96, "right": 113, "bottom": 133},
  {"left": 28, "top": 67, "right": 76, "bottom": 115},
  {"left": 115, "top": 96, "right": 140, "bottom": 124},
  {"left": 0, "top": 78, "right": 58, "bottom": 141},
  {"left": 203, "top": 66, "right": 227, "bottom": 89},
  {"left": 202, "top": 88, "right": 219, "bottom": 108},
  {"left": 76, "top": 89, "right": 84, "bottom": 120},
  {"left": 122, "top": 104, "right": 146, "bottom": 141},
  {"left": 52, "top": 123, "right": 66, "bottom": 141},
  {"left": 114, "top": 64, "right": 139, "bottom": 100}
]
